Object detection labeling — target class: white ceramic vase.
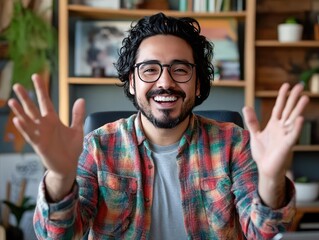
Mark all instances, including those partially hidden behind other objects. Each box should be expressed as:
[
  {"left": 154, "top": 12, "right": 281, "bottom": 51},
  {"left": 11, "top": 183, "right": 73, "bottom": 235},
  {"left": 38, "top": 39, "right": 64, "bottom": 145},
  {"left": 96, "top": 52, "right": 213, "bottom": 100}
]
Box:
[
  {"left": 295, "top": 182, "right": 319, "bottom": 202},
  {"left": 278, "top": 23, "right": 303, "bottom": 42}
]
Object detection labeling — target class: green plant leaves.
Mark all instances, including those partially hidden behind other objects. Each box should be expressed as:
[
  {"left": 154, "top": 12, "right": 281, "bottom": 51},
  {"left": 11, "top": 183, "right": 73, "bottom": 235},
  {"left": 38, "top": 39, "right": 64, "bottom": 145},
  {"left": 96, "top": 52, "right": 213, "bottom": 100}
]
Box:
[
  {"left": 1, "top": 1, "right": 57, "bottom": 89},
  {"left": 2, "top": 196, "right": 36, "bottom": 227}
]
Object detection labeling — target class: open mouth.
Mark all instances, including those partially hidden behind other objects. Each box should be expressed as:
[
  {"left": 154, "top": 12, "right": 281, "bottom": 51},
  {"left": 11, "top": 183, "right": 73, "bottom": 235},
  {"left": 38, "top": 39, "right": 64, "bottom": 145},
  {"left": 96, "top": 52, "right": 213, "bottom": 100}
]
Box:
[{"left": 153, "top": 95, "right": 178, "bottom": 102}]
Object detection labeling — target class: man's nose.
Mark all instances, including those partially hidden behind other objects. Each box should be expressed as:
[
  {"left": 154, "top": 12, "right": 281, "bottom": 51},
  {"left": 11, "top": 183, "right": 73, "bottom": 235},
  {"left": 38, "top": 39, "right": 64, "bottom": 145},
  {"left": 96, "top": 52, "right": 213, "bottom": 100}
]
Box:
[{"left": 156, "top": 67, "right": 176, "bottom": 89}]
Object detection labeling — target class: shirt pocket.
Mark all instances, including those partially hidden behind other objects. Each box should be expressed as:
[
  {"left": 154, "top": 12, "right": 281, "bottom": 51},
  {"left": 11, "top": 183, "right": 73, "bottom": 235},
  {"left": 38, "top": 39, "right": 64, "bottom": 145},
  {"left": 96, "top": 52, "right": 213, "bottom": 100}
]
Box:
[
  {"left": 200, "top": 176, "right": 234, "bottom": 230},
  {"left": 97, "top": 171, "right": 138, "bottom": 236}
]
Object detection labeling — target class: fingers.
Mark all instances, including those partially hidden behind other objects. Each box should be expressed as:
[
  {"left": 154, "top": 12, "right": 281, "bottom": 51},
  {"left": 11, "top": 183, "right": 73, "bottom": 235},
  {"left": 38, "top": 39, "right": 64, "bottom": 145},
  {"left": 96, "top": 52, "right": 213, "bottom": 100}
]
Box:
[
  {"left": 280, "top": 83, "right": 306, "bottom": 123},
  {"left": 272, "top": 83, "right": 309, "bottom": 124},
  {"left": 10, "top": 73, "right": 55, "bottom": 120},
  {"left": 242, "top": 106, "right": 260, "bottom": 135},
  {"left": 271, "top": 83, "right": 290, "bottom": 120},
  {"left": 8, "top": 74, "right": 55, "bottom": 145},
  {"left": 71, "top": 98, "right": 86, "bottom": 130},
  {"left": 8, "top": 98, "right": 40, "bottom": 143},
  {"left": 32, "top": 74, "right": 55, "bottom": 116},
  {"left": 12, "top": 83, "right": 41, "bottom": 120},
  {"left": 284, "top": 94, "right": 309, "bottom": 126},
  {"left": 12, "top": 116, "right": 40, "bottom": 144},
  {"left": 8, "top": 98, "right": 32, "bottom": 124}
]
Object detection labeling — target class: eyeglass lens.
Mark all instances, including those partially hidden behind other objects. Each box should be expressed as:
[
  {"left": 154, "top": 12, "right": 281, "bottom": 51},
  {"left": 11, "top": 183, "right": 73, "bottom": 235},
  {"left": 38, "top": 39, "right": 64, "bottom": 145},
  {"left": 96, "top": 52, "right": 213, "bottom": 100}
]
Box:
[{"left": 137, "top": 62, "right": 194, "bottom": 83}]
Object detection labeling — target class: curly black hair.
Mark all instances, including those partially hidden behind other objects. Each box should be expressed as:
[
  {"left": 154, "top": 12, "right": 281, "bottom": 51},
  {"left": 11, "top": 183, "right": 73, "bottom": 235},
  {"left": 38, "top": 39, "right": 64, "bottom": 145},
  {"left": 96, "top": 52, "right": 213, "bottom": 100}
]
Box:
[{"left": 115, "top": 12, "right": 214, "bottom": 107}]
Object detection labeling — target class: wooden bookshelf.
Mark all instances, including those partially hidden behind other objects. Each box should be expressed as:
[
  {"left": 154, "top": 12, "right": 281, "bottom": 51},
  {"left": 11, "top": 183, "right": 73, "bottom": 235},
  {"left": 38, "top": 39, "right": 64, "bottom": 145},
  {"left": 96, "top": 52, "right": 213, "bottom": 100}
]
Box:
[{"left": 58, "top": 0, "right": 256, "bottom": 125}]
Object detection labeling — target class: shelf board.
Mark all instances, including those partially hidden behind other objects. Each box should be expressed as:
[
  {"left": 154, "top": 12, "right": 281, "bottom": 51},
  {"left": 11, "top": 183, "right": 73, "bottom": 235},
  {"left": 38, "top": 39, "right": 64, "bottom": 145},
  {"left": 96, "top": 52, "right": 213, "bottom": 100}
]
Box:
[
  {"left": 256, "top": 90, "right": 319, "bottom": 98},
  {"left": 293, "top": 145, "right": 319, "bottom": 152},
  {"left": 68, "top": 5, "right": 247, "bottom": 20},
  {"left": 68, "top": 77, "right": 121, "bottom": 85},
  {"left": 296, "top": 201, "right": 319, "bottom": 212},
  {"left": 68, "top": 77, "right": 246, "bottom": 87},
  {"left": 255, "top": 40, "right": 319, "bottom": 48},
  {"left": 212, "top": 79, "right": 246, "bottom": 87}
]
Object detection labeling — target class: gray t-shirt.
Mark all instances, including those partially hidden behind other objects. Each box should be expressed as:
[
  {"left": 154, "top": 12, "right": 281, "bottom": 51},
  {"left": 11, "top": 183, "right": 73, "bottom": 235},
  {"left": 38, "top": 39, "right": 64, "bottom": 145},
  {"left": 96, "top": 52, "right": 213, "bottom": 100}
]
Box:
[{"left": 149, "top": 142, "right": 188, "bottom": 240}]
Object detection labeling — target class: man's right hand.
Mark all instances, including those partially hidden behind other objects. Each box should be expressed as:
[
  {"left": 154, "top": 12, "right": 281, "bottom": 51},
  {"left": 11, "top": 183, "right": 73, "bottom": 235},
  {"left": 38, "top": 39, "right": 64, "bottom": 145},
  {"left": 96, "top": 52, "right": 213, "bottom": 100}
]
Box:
[{"left": 8, "top": 74, "right": 86, "bottom": 201}]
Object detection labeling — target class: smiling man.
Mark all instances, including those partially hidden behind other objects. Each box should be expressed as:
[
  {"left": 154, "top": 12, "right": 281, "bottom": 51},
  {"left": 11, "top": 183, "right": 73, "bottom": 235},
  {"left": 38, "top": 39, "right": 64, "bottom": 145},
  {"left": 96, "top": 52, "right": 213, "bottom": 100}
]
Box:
[
  {"left": 131, "top": 35, "right": 199, "bottom": 142},
  {"left": 9, "top": 13, "right": 309, "bottom": 239}
]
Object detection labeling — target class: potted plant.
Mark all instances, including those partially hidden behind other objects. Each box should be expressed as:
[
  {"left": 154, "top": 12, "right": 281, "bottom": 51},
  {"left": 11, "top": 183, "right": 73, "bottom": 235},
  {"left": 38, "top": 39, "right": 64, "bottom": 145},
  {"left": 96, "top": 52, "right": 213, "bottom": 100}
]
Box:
[
  {"left": 278, "top": 17, "right": 303, "bottom": 42},
  {"left": 0, "top": 0, "right": 56, "bottom": 90},
  {"left": 2, "top": 196, "right": 36, "bottom": 240},
  {"left": 294, "top": 176, "right": 319, "bottom": 202}
]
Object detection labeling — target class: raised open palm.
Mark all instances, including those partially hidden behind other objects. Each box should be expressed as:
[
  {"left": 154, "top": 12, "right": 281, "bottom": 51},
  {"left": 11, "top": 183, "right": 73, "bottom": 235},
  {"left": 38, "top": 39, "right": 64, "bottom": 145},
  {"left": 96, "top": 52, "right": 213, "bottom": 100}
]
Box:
[
  {"left": 8, "top": 74, "right": 86, "bottom": 178},
  {"left": 243, "top": 83, "right": 309, "bottom": 179}
]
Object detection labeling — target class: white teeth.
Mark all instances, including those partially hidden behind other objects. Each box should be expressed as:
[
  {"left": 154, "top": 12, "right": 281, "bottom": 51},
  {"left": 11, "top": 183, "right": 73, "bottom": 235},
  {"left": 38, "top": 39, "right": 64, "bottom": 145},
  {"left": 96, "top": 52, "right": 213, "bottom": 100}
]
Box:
[{"left": 154, "top": 96, "right": 177, "bottom": 102}]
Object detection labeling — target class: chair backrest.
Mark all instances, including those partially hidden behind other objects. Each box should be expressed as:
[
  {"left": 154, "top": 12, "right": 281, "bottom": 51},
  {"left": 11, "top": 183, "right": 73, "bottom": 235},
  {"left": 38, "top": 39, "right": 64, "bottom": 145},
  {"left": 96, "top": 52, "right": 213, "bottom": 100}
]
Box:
[
  {"left": 84, "top": 110, "right": 244, "bottom": 135},
  {"left": 84, "top": 111, "right": 136, "bottom": 135},
  {"left": 194, "top": 110, "right": 244, "bottom": 128}
]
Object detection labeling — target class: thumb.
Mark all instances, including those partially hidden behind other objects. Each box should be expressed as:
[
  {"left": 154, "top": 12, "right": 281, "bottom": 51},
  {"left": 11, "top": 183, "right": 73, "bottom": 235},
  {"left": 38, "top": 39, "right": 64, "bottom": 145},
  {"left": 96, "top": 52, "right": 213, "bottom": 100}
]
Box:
[
  {"left": 242, "top": 106, "right": 260, "bottom": 135},
  {"left": 71, "top": 98, "right": 86, "bottom": 130}
]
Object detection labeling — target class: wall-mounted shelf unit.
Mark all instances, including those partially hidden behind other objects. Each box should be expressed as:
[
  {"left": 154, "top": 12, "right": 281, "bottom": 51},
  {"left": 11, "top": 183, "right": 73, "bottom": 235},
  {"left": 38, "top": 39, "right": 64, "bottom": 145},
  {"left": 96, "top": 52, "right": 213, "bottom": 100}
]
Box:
[{"left": 255, "top": 0, "right": 319, "bottom": 153}]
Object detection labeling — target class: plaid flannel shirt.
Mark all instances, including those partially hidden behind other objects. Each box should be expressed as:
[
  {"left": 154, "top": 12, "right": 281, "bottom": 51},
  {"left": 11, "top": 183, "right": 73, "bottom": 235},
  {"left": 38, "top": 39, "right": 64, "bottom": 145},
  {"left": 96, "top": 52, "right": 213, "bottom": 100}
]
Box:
[{"left": 34, "top": 113, "right": 296, "bottom": 239}]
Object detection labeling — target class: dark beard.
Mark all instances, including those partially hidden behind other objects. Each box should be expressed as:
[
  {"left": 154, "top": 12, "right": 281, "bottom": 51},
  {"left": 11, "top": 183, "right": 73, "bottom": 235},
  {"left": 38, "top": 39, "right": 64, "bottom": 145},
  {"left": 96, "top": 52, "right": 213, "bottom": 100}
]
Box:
[
  {"left": 141, "top": 108, "right": 187, "bottom": 129},
  {"left": 135, "top": 89, "right": 194, "bottom": 129}
]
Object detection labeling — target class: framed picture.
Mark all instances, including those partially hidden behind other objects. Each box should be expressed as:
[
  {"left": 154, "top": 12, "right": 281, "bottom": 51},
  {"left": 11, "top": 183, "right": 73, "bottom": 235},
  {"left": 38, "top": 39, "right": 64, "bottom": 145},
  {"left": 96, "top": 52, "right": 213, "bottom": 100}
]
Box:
[
  {"left": 198, "top": 19, "right": 241, "bottom": 80},
  {"left": 74, "top": 20, "right": 131, "bottom": 77}
]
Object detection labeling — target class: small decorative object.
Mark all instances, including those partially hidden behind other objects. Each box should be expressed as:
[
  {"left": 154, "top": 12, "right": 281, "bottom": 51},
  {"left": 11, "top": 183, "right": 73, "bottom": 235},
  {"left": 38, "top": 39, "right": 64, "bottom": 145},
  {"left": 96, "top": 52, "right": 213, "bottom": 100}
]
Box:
[
  {"left": 122, "top": 0, "right": 145, "bottom": 9},
  {"left": 83, "top": 0, "right": 120, "bottom": 9},
  {"left": 299, "top": 67, "right": 319, "bottom": 91},
  {"left": 294, "top": 177, "right": 319, "bottom": 202},
  {"left": 92, "top": 66, "right": 105, "bottom": 77},
  {"left": 309, "top": 73, "right": 319, "bottom": 93},
  {"left": 278, "top": 17, "right": 303, "bottom": 42}
]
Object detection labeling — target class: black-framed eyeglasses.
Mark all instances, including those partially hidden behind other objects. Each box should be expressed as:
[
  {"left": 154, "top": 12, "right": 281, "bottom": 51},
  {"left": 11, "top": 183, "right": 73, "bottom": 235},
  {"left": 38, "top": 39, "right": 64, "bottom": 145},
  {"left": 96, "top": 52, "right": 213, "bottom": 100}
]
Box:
[{"left": 133, "top": 60, "right": 196, "bottom": 83}]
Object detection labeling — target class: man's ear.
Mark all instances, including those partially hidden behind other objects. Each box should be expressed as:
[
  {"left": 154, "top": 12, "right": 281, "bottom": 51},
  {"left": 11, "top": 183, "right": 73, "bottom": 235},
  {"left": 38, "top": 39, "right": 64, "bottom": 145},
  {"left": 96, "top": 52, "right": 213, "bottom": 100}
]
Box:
[{"left": 129, "top": 73, "right": 135, "bottom": 95}]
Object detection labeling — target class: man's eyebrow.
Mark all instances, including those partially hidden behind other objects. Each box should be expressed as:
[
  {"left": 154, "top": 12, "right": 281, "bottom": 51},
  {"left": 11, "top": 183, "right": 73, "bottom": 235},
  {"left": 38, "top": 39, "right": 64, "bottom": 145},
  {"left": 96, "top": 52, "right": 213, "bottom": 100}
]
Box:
[
  {"left": 139, "top": 59, "right": 193, "bottom": 64},
  {"left": 139, "top": 59, "right": 161, "bottom": 64},
  {"left": 171, "top": 59, "right": 193, "bottom": 64}
]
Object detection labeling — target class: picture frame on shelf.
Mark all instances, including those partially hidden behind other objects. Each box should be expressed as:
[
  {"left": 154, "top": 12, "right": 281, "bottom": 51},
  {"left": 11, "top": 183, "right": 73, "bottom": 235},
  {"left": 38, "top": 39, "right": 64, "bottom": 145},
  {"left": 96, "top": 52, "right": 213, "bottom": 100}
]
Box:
[
  {"left": 74, "top": 20, "right": 131, "bottom": 77},
  {"left": 198, "top": 18, "right": 241, "bottom": 80}
]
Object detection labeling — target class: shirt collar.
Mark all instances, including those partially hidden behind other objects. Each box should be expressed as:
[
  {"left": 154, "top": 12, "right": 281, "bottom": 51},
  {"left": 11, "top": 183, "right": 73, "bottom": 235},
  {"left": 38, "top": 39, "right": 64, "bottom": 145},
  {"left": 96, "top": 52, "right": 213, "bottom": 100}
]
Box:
[{"left": 133, "top": 111, "right": 198, "bottom": 149}]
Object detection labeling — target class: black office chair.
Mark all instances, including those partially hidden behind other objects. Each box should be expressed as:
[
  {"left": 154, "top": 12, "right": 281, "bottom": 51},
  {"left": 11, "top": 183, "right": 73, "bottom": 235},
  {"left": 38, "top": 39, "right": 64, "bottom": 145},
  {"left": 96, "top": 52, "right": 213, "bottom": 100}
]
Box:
[
  {"left": 83, "top": 110, "right": 244, "bottom": 135},
  {"left": 84, "top": 111, "right": 136, "bottom": 135},
  {"left": 194, "top": 110, "right": 244, "bottom": 128}
]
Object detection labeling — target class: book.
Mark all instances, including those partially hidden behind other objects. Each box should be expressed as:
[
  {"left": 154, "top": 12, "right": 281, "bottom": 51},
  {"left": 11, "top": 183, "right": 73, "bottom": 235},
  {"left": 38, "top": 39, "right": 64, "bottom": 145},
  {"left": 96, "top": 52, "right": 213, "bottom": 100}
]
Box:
[
  {"left": 179, "top": 0, "right": 188, "bottom": 11},
  {"left": 208, "top": 0, "right": 216, "bottom": 12},
  {"left": 298, "top": 121, "right": 313, "bottom": 145},
  {"left": 216, "top": 0, "right": 224, "bottom": 12}
]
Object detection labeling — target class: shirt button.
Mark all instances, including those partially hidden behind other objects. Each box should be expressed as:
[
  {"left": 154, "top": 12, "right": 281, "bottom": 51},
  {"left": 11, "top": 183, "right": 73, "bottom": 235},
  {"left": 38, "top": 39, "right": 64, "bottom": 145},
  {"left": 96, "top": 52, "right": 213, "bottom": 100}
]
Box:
[
  {"left": 145, "top": 198, "right": 150, "bottom": 203},
  {"left": 148, "top": 165, "right": 153, "bottom": 169}
]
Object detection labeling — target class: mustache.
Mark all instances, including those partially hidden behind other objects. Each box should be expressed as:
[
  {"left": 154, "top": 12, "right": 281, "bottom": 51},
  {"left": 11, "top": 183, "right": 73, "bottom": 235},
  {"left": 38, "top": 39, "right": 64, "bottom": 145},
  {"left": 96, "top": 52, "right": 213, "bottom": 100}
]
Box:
[{"left": 146, "top": 89, "right": 186, "bottom": 100}]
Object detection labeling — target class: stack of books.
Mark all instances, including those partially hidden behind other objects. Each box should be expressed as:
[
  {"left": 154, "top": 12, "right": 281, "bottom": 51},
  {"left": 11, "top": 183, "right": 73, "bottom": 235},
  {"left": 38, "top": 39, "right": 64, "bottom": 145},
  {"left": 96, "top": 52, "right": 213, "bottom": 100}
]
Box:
[{"left": 179, "top": 0, "right": 245, "bottom": 12}]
